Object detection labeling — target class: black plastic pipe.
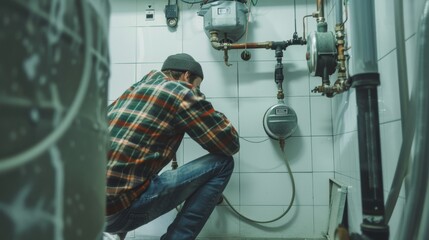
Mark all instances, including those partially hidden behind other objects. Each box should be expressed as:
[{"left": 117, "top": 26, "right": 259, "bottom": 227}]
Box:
[{"left": 351, "top": 73, "right": 389, "bottom": 240}]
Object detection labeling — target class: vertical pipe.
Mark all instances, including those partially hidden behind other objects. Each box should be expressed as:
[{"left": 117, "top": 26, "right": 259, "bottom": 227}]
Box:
[
  {"left": 317, "top": 0, "right": 325, "bottom": 22},
  {"left": 349, "top": 0, "right": 389, "bottom": 239},
  {"left": 352, "top": 75, "right": 389, "bottom": 240},
  {"left": 384, "top": 0, "right": 412, "bottom": 224},
  {"left": 336, "top": 0, "right": 343, "bottom": 24},
  {"left": 349, "top": 0, "right": 378, "bottom": 75},
  {"left": 393, "top": 0, "right": 409, "bottom": 133},
  {"left": 398, "top": 1, "right": 429, "bottom": 238}
]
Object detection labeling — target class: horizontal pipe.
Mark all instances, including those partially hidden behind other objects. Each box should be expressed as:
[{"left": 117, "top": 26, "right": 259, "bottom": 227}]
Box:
[
  {"left": 209, "top": 31, "right": 271, "bottom": 50},
  {"left": 209, "top": 32, "right": 306, "bottom": 51}
]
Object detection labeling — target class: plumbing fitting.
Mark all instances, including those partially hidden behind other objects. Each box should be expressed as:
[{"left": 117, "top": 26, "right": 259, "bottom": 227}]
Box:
[
  {"left": 312, "top": 23, "right": 350, "bottom": 97},
  {"left": 306, "top": 28, "right": 337, "bottom": 97},
  {"left": 209, "top": 31, "right": 271, "bottom": 66},
  {"left": 334, "top": 23, "right": 350, "bottom": 93},
  {"left": 274, "top": 47, "right": 285, "bottom": 100},
  {"left": 209, "top": 31, "right": 306, "bottom": 66},
  {"left": 306, "top": 0, "right": 351, "bottom": 97},
  {"left": 311, "top": 79, "right": 348, "bottom": 98}
]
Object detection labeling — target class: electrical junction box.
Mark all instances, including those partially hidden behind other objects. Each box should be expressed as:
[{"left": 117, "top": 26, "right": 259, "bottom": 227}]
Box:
[
  {"left": 165, "top": 4, "right": 179, "bottom": 27},
  {"left": 145, "top": 9, "right": 155, "bottom": 21},
  {"left": 165, "top": 4, "right": 178, "bottom": 19},
  {"left": 198, "top": 0, "right": 248, "bottom": 43}
]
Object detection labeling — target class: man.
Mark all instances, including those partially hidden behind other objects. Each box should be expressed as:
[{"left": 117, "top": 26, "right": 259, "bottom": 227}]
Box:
[{"left": 104, "top": 53, "right": 240, "bottom": 240}]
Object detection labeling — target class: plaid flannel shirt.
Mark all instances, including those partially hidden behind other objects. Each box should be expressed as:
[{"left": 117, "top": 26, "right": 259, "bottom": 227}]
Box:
[{"left": 106, "top": 70, "right": 239, "bottom": 215}]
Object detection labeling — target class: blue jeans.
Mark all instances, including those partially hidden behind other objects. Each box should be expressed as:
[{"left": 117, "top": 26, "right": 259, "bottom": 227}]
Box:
[{"left": 105, "top": 153, "right": 234, "bottom": 240}]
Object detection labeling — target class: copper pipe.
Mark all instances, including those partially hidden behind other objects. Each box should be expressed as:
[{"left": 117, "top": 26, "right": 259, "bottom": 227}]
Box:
[
  {"left": 316, "top": 0, "right": 325, "bottom": 22},
  {"left": 302, "top": 14, "right": 313, "bottom": 41},
  {"left": 228, "top": 42, "right": 272, "bottom": 49},
  {"left": 210, "top": 31, "right": 272, "bottom": 50}
]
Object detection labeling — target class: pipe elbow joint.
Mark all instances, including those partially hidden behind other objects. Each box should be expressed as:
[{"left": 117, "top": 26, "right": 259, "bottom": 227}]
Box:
[
  {"left": 210, "top": 41, "right": 223, "bottom": 50},
  {"left": 209, "top": 31, "right": 223, "bottom": 50}
]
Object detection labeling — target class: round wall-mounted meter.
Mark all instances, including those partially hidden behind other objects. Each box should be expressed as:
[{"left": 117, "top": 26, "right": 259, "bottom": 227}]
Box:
[
  {"left": 306, "top": 31, "right": 337, "bottom": 78},
  {"left": 263, "top": 103, "right": 298, "bottom": 140}
]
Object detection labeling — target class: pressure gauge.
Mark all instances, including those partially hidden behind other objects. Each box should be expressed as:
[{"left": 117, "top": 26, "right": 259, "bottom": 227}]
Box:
[
  {"left": 306, "top": 31, "right": 318, "bottom": 75},
  {"left": 306, "top": 31, "right": 337, "bottom": 78}
]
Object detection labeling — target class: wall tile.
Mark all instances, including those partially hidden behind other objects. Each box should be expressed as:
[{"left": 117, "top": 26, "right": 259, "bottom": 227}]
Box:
[
  {"left": 136, "top": 63, "right": 163, "bottom": 81},
  {"left": 239, "top": 97, "right": 279, "bottom": 137},
  {"left": 238, "top": 61, "right": 282, "bottom": 98},
  {"left": 209, "top": 98, "right": 240, "bottom": 129},
  {"left": 240, "top": 172, "right": 313, "bottom": 206},
  {"left": 380, "top": 121, "right": 403, "bottom": 194},
  {"left": 222, "top": 174, "right": 240, "bottom": 206},
  {"left": 332, "top": 90, "right": 357, "bottom": 135},
  {"left": 313, "top": 172, "right": 334, "bottom": 206},
  {"left": 136, "top": 27, "right": 183, "bottom": 63},
  {"left": 333, "top": 131, "right": 360, "bottom": 180},
  {"left": 110, "top": 0, "right": 137, "bottom": 27},
  {"left": 312, "top": 136, "right": 334, "bottom": 172},
  {"left": 378, "top": 51, "right": 401, "bottom": 124},
  {"left": 198, "top": 206, "right": 240, "bottom": 238},
  {"left": 133, "top": 209, "right": 176, "bottom": 237},
  {"left": 314, "top": 205, "right": 330, "bottom": 236},
  {"left": 311, "top": 96, "right": 333, "bottom": 136},
  {"left": 239, "top": 206, "right": 317, "bottom": 238},
  {"left": 108, "top": 64, "right": 136, "bottom": 101},
  {"left": 286, "top": 97, "right": 312, "bottom": 137},
  {"left": 347, "top": 178, "right": 363, "bottom": 234},
  {"left": 199, "top": 62, "right": 238, "bottom": 98},
  {"left": 238, "top": 61, "right": 310, "bottom": 98},
  {"left": 240, "top": 137, "right": 312, "bottom": 173},
  {"left": 375, "top": 0, "right": 396, "bottom": 59},
  {"left": 109, "top": 27, "right": 137, "bottom": 63},
  {"left": 405, "top": 0, "right": 427, "bottom": 39}
]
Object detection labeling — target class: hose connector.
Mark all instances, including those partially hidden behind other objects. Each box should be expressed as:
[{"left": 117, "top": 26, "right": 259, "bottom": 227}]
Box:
[{"left": 279, "top": 138, "right": 285, "bottom": 153}]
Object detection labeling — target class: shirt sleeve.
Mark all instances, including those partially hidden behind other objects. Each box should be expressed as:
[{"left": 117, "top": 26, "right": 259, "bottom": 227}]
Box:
[{"left": 175, "top": 90, "right": 240, "bottom": 156}]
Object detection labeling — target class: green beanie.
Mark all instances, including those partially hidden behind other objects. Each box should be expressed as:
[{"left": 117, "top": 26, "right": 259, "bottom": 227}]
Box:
[{"left": 161, "top": 53, "right": 204, "bottom": 79}]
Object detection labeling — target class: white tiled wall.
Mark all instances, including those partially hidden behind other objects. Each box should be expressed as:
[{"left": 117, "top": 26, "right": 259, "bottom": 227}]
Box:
[
  {"left": 329, "top": 0, "right": 426, "bottom": 238},
  {"left": 109, "top": 0, "right": 333, "bottom": 238}
]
